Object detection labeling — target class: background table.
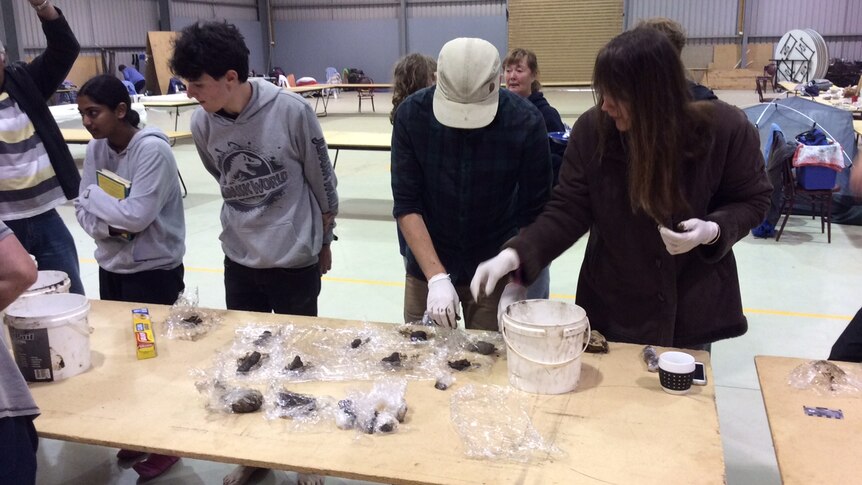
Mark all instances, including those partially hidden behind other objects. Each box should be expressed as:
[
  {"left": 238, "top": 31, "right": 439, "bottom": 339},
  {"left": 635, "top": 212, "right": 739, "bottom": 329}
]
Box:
[
  {"left": 29, "top": 300, "right": 724, "bottom": 484},
  {"left": 755, "top": 355, "right": 861, "bottom": 485}
]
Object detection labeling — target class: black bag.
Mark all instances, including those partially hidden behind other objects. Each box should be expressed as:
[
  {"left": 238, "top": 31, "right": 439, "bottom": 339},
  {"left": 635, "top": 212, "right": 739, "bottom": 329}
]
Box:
[{"left": 347, "top": 68, "right": 365, "bottom": 84}]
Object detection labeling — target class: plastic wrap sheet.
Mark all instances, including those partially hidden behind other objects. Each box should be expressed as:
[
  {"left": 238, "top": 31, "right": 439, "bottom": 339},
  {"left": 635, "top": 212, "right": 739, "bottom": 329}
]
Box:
[
  {"left": 191, "top": 369, "right": 265, "bottom": 415},
  {"left": 162, "top": 288, "right": 223, "bottom": 341},
  {"left": 334, "top": 378, "right": 409, "bottom": 436},
  {"left": 264, "top": 386, "right": 334, "bottom": 430},
  {"left": 788, "top": 360, "right": 862, "bottom": 396},
  {"left": 450, "top": 384, "right": 563, "bottom": 462}
]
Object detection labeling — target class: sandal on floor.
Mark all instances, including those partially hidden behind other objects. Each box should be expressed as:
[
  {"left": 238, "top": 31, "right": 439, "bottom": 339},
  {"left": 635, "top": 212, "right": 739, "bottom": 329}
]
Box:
[{"left": 132, "top": 453, "right": 180, "bottom": 479}]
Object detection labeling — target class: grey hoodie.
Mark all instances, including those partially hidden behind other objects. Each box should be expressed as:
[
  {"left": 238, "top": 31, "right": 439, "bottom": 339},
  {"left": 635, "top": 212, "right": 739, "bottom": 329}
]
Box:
[
  {"left": 191, "top": 79, "right": 338, "bottom": 269},
  {"left": 76, "top": 126, "right": 186, "bottom": 273}
]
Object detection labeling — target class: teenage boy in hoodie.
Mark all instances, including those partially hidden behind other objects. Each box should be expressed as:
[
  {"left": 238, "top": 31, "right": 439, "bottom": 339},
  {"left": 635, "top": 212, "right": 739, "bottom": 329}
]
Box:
[
  {"left": 171, "top": 24, "right": 336, "bottom": 484},
  {"left": 170, "top": 21, "right": 337, "bottom": 320}
]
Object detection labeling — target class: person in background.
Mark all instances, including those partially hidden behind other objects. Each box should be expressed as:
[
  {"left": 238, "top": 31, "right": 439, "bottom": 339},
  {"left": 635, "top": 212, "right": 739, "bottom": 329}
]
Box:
[
  {"left": 390, "top": 53, "right": 437, "bottom": 267},
  {"left": 0, "top": 0, "right": 84, "bottom": 295},
  {"left": 472, "top": 28, "right": 770, "bottom": 349},
  {"left": 74, "top": 73, "right": 185, "bottom": 479},
  {"left": 0, "top": 223, "right": 38, "bottom": 485},
  {"left": 391, "top": 37, "right": 551, "bottom": 329},
  {"left": 170, "top": 21, "right": 337, "bottom": 485},
  {"left": 637, "top": 17, "right": 718, "bottom": 101},
  {"left": 118, "top": 64, "right": 146, "bottom": 94},
  {"left": 390, "top": 53, "right": 436, "bottom": 124},
  {"left": 503, "top": 47, "right": 566, "bottom": 300}
]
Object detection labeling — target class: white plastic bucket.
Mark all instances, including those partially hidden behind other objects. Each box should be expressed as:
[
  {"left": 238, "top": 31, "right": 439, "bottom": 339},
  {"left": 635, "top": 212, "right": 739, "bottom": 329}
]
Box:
[
  {"left": 4, "top": 293, "right": 91, "bottom": 382},
  {"left": 21, "top": 270, "right": 71, "bottom": 297},
  {"left": 501, "top": 299, "right": 590, "bottom": 394}
]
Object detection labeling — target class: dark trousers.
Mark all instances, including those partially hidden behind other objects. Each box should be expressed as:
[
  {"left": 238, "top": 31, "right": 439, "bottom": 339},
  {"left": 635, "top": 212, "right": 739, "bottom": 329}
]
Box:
[
  {"left": 829, "top": 306, "right": 862, "bottom": 363},
  {"left": 99, "top": 265, "right": 185, "bottom": 305},
  {"left": 4, "top": 209, "right": 84, "bottom": 295},
  {"left": 224, "top": 257, "right": 320, "bottom": 316},
  {"left": 133, "top": 79, "right": 146, "bottom": 94},
  {"left": 0, "top": 416, "right": 38, "bottom": 485}
]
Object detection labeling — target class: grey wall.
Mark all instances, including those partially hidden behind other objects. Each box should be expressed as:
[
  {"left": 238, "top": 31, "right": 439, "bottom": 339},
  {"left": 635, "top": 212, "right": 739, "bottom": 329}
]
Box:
[
  {"left": 406, "top": 15, "right": 507, "bottom": 67},
  {"left": 273, "top": 19, "right": 399, "bottom": 83},
  {"left": 174, "top": 17, "right": 266, "bottom": 76},
  {"left": 272, "top": 13, "right": 506, "bottom": 84}
]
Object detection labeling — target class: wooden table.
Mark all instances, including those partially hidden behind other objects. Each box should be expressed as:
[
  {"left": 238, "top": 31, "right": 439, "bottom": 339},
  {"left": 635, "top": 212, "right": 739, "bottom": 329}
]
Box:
[
  {"left": 755, "top": 355, "right": 862, "bottom": 484},
  {"left": 29, "top": 300, "right": 724, "bottom": 485},
  {"left": 325, "top": 130, "right": 391, "bottom": 168},
  {"left": 61, "top": 129, "right": 193, "bottom": 197},
  {"left": 779, "top": 81, "right": 800, "bottom": 95}
]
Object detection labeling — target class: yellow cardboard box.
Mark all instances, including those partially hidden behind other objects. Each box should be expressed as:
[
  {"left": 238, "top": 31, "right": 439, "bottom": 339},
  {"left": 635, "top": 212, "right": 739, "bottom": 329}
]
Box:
[{"left": 132, "top": 308, "right": 157, "bottom": 359}]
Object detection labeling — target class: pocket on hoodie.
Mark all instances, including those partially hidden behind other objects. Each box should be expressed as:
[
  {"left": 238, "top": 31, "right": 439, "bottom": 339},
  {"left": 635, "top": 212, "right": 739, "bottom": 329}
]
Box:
[{"left": 233, "top": 221, "right": 315, "bottom": 266}]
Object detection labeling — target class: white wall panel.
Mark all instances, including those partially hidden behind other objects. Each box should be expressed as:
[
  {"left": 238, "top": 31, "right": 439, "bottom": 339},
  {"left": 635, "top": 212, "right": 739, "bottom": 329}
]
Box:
[
  {"left": 171, "top": 2, "right": 259, "bottom": 21},
  {"left": 626, "top": 0, "right": 737, "bottom": 38},
  {"left": 16, "top": 0, "right": 157, "bottom": 50},
  {"left": 750, "top": 0, "right": 857, "bottom": 37}
]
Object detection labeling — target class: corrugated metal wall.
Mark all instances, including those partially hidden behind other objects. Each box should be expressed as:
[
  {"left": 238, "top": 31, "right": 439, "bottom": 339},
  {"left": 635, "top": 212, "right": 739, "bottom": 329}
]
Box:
[
  {"left": 626, "top": 0, "right": 738, "bottom": 38},
  {"left": 408, "top": 1, "right": 505, "bottom": 18},
  {"left": 748, "top": 0, "right": 862, "bottom": 60},
  {"left": 171, "top": 0, "right": 260, "bottom": 21},
  {"left": 271, "top": 0, "right": 504, "bottom": 21},
  {"left": 15, "top": 0, "right": 159, "bottom": 50}
]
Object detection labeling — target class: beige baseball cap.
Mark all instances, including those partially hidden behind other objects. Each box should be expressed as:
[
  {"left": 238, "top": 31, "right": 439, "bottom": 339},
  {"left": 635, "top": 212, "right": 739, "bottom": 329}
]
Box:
[{"left": 433, "top": 37, "right": 501, "bottom": 129}]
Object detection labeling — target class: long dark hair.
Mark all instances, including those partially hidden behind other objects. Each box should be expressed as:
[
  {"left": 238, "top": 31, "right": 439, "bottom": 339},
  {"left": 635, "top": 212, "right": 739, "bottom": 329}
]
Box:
[
  {"left": 390, "top": 53, "right": 436, "bottom": 124},
  {"left": 592, "top": 27, "right": 693, "bottom": 224},
  {"left": 78, "top": 74, "right": 141, "bottom": 128}
]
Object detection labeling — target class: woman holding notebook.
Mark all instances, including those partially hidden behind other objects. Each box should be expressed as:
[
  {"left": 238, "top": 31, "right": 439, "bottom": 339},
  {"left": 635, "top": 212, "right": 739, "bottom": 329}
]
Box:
[{"left": 74, "top": 74, "right": 186, "bottom": 477}]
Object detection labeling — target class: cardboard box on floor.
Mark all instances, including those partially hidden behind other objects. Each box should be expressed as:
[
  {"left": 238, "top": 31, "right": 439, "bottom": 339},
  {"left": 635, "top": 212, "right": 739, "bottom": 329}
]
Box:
[{"left": 707, "top": 42, "right": 775, "bottom": 90}]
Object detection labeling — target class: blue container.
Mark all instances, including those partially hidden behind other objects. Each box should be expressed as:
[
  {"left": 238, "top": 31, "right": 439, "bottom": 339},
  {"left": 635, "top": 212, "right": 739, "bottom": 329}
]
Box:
[{"left": 797, "top": 166, "right": 837, "bottom": 190}]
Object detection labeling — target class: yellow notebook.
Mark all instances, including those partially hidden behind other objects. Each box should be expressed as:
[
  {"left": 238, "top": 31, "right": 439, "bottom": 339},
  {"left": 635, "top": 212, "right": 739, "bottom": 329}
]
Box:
[
  {"left": 95, "top": 169, "right": 133, "bottom": 240},
  {"left": 96, "top": 169, "right": 131, "bottom": 200}
]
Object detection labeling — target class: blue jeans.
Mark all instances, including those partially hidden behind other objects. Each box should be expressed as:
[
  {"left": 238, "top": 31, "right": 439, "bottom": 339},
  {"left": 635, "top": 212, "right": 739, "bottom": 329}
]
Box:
[
  {"left": 4, "top": 209, "right": 85, "bottom": 295},
  {"left": 525, "top": 266, "right": 550, "bottom": 300}
]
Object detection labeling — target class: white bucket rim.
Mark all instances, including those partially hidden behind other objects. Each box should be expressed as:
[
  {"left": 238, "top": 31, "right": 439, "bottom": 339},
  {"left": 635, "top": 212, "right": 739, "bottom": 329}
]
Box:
[
  {"left": 504, "top": 299, "right": 588, "bottom": 328},
  {"left": 27, "top": 270, "right": 70, "bottom": 292},
  {"left": 500, "top": 301, "right": 591, "bottom": 368},
  {"left": 5, "top": 293, "right": 90, "bottom": 330}
]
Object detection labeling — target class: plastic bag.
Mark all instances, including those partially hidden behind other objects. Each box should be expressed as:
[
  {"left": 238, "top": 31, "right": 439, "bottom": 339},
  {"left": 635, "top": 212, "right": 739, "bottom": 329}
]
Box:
[
  {"left": 788, "top": 360, "right": 862, "bottom": 396},
  {"left": 162, "top": 288, "right": 222, "bottom": 340},
  {"left": 449, "top": 384, "right": 563, "bottom": 462}
]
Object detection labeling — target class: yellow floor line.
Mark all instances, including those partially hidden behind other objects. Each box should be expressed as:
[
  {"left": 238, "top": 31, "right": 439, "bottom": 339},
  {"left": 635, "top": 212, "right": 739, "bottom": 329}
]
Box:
[{"left": 79, "top": 258, "right": 853, "bottom": 320}]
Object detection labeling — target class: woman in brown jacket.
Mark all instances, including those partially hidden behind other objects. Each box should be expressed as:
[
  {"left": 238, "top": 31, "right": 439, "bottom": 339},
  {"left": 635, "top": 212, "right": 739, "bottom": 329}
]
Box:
[{"left": 471, "top": 27, "right": 771, "bottom": 348}]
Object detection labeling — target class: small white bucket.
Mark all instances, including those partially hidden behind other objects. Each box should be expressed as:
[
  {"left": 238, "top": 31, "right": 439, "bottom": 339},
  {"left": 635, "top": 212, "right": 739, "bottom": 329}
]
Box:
[
  {"left": 501, "top": 300, "right": 590, "bottom": 394},
  {"left": 4, "top": 293, "right": 91, "bottom": 382},
  {"left": 21, "top": 270, "right": 71, "bottom": 297}
]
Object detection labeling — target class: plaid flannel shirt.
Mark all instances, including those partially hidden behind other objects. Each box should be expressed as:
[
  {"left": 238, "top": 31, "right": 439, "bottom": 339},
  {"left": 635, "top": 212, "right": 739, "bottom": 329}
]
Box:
[{"left": 391, "top": 86, "right": 551, "bottom": 285}]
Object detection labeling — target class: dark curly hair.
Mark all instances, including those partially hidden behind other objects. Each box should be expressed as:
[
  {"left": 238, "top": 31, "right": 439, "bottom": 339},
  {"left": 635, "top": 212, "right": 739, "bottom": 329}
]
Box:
[
  {"left": 390, "top": 53, "right": 436, "bottom": 124},
  {"left": 170, "top": 21, "right": 249, "bottom": 82},
  {"left": 78, "top": 74, "right": 141, "bottom": 128}
]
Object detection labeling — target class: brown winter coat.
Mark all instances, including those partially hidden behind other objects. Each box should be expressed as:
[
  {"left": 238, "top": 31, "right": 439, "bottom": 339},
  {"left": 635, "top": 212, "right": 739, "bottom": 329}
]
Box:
[{"left": 507, "top": 101, "right": 771, "bottom": 347}]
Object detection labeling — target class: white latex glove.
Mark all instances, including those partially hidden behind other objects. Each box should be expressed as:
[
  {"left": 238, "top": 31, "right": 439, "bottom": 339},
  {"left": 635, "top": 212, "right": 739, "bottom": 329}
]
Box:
[
  {"left": 427, "top": 273, "right": 460, "bottom": 328},
  {"left": 658, "top": 218, "right": 720, "bottom": 255},
  {"left": 470, "top": 248, "right": 521, "bottom": 302},
  {"left": 497, "top": 282, "right": 527, "bottom": 329}
]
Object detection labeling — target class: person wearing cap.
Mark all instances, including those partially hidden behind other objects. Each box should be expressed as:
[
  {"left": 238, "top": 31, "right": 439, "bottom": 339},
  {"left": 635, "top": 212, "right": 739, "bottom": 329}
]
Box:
[
  {"left": 391, "top": 37, "right": 552, "bottom": 330},
  {"left": 0, "top": 0, "right": 85, "bottom": 296},
  {"left": 472, "top": 28, "right": 769, "bottom": 348}
]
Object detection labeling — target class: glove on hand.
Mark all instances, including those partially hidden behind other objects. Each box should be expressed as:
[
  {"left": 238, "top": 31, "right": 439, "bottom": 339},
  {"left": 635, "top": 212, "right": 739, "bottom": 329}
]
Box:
[
  {"left": 496, "top": 283, "right": 527, "bottom": 330},
  {"left": 658, "top": 219, "right": 720, "bottom": 255},
  {"left": 427, "top": 273, "right": 460, "bottom": 328},
  {"left": 470, "top": 248, "right": 520, "bottom": 302}
]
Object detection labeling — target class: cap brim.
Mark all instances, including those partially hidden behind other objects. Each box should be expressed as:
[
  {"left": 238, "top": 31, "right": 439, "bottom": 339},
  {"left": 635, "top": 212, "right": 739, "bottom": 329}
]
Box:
[{"left": 432, "top": 89, "right": 498, "bottom": 129}]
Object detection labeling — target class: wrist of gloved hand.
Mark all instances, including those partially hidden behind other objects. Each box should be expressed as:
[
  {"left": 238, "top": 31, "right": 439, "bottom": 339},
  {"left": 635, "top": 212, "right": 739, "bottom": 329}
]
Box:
[{"left": 427, "top": 273, "right": 460, "bottom": 328}]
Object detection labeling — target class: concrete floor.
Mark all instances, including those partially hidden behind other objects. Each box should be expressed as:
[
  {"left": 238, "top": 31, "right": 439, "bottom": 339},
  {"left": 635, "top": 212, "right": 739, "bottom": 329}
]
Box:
[{"left": 32, "top": 87, "right": 862, "bottom": 484}]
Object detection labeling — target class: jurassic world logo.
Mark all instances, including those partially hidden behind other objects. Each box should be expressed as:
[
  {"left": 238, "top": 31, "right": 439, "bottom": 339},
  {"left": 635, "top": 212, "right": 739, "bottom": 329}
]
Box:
[{"left": 219, "top": 143, "right": 288, "bottom": 211}]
